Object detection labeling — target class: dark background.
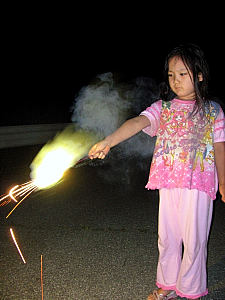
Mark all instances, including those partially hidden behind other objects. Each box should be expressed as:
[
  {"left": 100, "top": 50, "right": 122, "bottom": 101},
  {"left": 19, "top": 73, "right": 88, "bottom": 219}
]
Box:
[{"left": 1, "top": 10, "right": 224, "bottom": 126}]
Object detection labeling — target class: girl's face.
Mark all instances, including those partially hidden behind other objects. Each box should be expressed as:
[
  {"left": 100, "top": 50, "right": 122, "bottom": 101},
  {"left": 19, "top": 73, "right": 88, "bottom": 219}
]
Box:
[{"left": 168, "top": 56, "right": 196, "bottom": 100}]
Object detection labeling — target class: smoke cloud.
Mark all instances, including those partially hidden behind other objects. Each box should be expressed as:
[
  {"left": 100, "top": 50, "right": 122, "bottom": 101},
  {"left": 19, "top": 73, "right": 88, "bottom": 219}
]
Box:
[{"left": 71, "top": 72, "right": 159, "bottom": 184}]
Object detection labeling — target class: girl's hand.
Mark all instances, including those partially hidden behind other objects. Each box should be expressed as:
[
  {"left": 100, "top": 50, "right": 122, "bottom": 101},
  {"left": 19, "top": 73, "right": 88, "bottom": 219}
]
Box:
[
  {"left": 219, "top": 184, "right": 225, "bottom": 203},
  {"left": 88, "top": 140, "right": 110, "bottom": 159}
]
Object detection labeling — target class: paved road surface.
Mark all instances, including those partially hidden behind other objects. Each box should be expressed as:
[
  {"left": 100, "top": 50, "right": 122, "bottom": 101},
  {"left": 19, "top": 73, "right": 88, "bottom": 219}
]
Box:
[{"left": 0, "top": 146, "right": 224, "bottom": 299}]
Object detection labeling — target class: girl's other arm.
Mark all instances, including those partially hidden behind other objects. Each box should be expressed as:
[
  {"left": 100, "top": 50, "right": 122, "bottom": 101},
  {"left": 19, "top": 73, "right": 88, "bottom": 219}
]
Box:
[
  {"left": 214, "top": 141, "right": 225, "bottom": 202},
  {"left": 89, "top": 115, "right": 150, "bottom": 159}
]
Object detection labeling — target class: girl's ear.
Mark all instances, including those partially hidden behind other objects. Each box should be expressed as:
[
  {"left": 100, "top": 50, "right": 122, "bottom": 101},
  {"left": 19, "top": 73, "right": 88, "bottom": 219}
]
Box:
[{"left": 198, "top": 72, "right": 203, "bottom": 81}]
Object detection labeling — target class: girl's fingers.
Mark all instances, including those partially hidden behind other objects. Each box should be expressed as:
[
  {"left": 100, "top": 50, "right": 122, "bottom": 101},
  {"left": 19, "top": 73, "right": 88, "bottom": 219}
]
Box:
[
  {"left": 89, "top": 149, "right": 104, "bottom": 159},
  {"left": 88, "top": 145, "right": 99, "bottom": 158},
  {"left": 98, "top": 152, "right": 105, "bottom": 159},
  {"left": 89, "top": 143, "right": 110, "bottom": 159}
]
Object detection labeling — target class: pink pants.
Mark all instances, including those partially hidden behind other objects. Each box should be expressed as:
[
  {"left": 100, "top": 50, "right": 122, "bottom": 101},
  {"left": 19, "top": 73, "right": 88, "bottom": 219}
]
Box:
[{"left": 156, "top": 188, "right": 213, "bottom": 299}]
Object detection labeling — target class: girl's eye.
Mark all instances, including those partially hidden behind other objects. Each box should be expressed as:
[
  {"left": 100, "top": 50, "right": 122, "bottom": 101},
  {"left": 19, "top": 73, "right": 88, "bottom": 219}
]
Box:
[{"left": 180, "top": 72, "right": 187, "bottom": 76}]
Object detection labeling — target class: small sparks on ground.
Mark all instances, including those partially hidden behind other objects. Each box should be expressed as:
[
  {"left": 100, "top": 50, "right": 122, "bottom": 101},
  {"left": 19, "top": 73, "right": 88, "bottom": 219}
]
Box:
[
  {"left": 10, "top": 228, "right": 26, "bottom": 264},
  {"left": 41, "top": 255, "right": 44, "bottom": 300}
]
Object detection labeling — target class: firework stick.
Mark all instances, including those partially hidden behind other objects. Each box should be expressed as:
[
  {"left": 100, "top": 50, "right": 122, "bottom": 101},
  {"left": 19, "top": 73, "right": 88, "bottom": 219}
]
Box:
[
  {"left": 75, "top": 155, "right": 90, "bottom": 165},
  {"left": 10, "top": 228, "right": 26, "bottom": 264}
]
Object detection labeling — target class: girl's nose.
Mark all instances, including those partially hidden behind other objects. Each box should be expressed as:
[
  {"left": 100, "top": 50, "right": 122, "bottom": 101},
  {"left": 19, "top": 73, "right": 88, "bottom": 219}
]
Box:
[{"left": 174, "top": 75, "right": 179, "bottom": 83}]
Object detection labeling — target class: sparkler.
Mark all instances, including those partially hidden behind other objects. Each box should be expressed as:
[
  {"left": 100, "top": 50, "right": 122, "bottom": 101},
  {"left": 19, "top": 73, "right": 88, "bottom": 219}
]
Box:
[
  {"left": 5, "top": 182, "right": 38, "bottom": 219},
  {"left": 10, "top": 228, "right": 26, "bottom": 264},
  {"left": 1, "top": 126, "right": 98, "bottom": 282},
  {"left": 0, "top": 181, "right": 39, "bottom": 217},
  {"left": 0, "top": 155, "right": 91, "bottom": 218},
  {"left": 0, "top": 127, "right": 97, "bottom": 218},
  {"left": 0, "top": 185, "right": 19, "bottom": 207},
  {"left": 30, "top": 127, "right": 98, "bottom": 189}
]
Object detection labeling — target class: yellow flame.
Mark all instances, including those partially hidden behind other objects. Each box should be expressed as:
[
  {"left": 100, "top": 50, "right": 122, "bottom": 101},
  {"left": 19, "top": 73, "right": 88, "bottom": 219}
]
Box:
[
  {"left": 31, "top": 148, "right": 73, "bottom": 188},
  {"left": 30, "top": 126, "right": 98, "bottom": 189}
]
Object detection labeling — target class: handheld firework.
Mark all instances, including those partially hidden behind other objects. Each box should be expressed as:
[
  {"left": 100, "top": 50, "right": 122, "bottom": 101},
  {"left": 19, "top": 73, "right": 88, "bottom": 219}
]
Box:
[
  {"left": 0, "top": 125, "right": 99, "bottom": 286},
  {"left": 0, "top": 125, "right": 99, "bottom": 217}
]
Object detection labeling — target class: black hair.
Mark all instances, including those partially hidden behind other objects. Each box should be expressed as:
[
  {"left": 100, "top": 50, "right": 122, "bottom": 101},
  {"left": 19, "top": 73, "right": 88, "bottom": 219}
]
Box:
[{"left": 160, "top": 43, "right": 210, "bottom": 116}]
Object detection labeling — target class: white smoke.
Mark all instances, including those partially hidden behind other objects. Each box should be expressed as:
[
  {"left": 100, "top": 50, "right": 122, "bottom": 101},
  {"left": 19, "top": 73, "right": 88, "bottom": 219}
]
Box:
[
  {"left": 71, "top": 72, "right": 158, "bottom": 155},
  {"left": 71, "top": 72, "right": 159, "bottom": 183},
  {"left": 71, "top": 72, "right": 131, "bottom": 137}
]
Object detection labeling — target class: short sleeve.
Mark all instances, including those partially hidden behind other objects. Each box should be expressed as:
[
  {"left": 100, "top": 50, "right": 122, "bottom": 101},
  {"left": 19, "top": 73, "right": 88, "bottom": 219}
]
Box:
[
  {"left": 214, "top": 106, "right": 225, "bottom": 143},
  {"left": 140, "top": 100, "right": 161, "bottom": 137}
]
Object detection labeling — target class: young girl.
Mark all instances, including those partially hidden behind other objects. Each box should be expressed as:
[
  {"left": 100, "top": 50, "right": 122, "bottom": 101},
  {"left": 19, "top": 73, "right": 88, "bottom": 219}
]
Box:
[{"left": 88, "top": 44, "right": 225, "bottom": 300}]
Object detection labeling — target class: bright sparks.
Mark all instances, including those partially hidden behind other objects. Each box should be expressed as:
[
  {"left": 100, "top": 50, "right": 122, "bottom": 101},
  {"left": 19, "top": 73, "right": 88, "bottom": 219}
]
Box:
[
  {"left": 0, "top": 126, "right": 98, "bottom": 217},
  {"left": 0, "top": 181, "right": 38, "bottom": 214},
  {"left": 0, "top": 127, "right": 99, "bottom": 270},
  {"left": 32, "top": 147, "right": 74, "bottom": 189},
  {"left": 30, "top": 126, "right": 98, "bottom": 189},
  {"left": 10, "top": 228, "right": 26, "bottom": 264},
  {"left": 5, "top": 181, "right": 38, "bottom": 218}
]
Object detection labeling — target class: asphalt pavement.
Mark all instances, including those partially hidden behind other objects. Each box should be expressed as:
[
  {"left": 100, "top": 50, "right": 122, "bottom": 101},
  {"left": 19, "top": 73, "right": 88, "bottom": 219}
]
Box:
[{"left": 0, "top": 145, "right": 224, "bottom": 300}]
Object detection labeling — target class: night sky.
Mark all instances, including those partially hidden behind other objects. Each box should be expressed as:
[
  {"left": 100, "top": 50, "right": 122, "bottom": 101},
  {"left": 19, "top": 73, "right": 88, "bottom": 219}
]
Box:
[{"left": 2, "top": 18, "right": 224, "bottom": 126}]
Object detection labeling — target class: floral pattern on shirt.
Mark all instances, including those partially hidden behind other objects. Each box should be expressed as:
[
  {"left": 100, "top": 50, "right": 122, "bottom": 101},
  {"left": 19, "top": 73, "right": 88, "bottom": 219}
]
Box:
[{"left": 141, "top": 99, "right": 225, "bottom": 200}]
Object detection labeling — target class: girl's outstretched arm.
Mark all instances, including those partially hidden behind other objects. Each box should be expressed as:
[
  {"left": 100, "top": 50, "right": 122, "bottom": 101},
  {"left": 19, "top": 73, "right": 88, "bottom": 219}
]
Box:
[
  {"left": 214, "top": 141, "right": 225, "bottom": 202},
  {"left": 88, "top": 115, "right": 150, "bottom": 159}
]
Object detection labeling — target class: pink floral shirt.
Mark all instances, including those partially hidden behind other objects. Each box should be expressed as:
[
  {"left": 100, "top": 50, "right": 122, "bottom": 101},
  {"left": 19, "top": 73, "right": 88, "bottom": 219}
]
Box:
[{"left": 140, "top": 99, "right": 225, "bottom": 199}]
